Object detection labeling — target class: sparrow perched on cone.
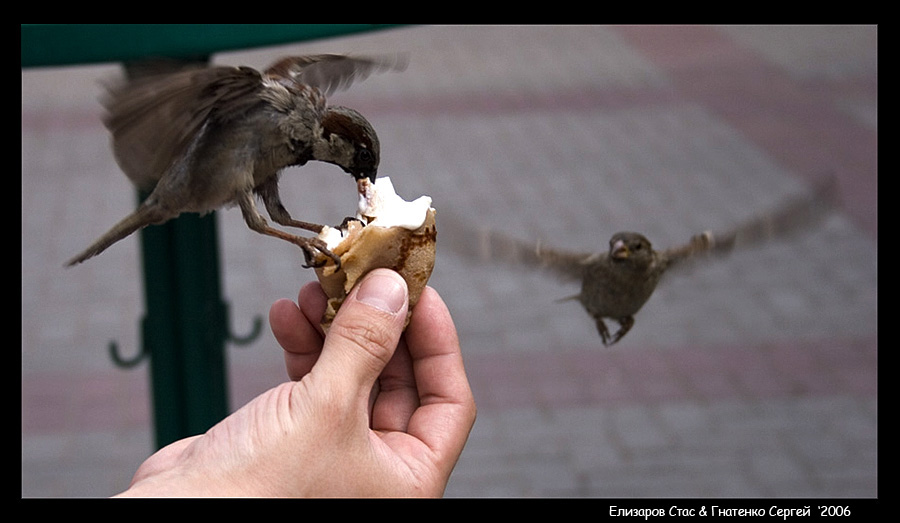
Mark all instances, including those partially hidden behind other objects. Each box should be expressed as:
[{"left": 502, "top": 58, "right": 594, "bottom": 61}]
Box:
[
  {"left": 66, "top": 54, "right": 406, "bottom": 268},
  {"left": 456, "top": 177, "right": 836, "bottom": 346}
]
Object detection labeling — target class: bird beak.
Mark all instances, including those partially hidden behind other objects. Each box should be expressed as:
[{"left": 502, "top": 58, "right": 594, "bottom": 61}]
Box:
[
  {"left": 611, "top": 240, "right": 629, "bottom": 259},
  {"left": 353, "top": 170, "right": 377, "bottom": 183}
]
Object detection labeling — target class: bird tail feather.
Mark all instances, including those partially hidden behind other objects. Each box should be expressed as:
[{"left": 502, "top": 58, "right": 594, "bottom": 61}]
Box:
[{"left": 65, "top": 205, "right": 160, "bottom": 266}]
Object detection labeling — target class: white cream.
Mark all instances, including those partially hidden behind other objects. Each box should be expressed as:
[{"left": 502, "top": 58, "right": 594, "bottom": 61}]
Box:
[
  {"left": 319, "top": 225, "right": 347, "bottom": 250},
  {"left": 320, "top": 176, "right": 433, "bottom": 250},
  {"left": 358, "top": 177, "right": 433, "bottom": 229}
]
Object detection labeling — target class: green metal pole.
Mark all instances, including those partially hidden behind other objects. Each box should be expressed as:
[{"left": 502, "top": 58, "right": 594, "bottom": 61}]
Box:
[
  {"left": 139, "top": 206, "right": 230, "bottom": 449},
  {"left": 172, "top": 211, "right": 230, "bottom": 438}
]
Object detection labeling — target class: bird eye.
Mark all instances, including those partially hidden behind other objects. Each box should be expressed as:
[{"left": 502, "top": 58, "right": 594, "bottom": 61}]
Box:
[{"left": 357, "top": 148, "right": 374, "bottom": 164}]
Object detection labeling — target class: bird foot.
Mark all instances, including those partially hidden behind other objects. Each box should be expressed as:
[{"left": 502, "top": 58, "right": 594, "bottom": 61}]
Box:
[
  {"left": 299, "top": 237, "right": 341, "bottom": 270},
  {"left": 608, "top": 317, "right": 635, "bottom": 347},
  {"left": 596, "top": 316, "right": 633, "bottom": 347},
  {"left": 606, "top": 330, "right": 624, "bottom": 347},
  {"left": 595, "top": 318, "right": 614, "bottom": 346}
]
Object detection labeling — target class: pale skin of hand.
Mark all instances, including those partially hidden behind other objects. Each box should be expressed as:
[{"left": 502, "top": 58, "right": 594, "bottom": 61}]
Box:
[{"left": 116, "top": 269, "right": 477, "bottom": 497}]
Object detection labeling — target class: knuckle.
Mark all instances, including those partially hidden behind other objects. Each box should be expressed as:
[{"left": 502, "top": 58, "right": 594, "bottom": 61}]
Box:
[{"left": 330, "top": 314, "right": 397, "bottom": 367}]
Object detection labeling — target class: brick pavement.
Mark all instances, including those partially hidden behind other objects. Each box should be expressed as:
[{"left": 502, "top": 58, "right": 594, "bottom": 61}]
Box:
[{"left": 22, "top": 25, "right": 877, "bottom": 497}]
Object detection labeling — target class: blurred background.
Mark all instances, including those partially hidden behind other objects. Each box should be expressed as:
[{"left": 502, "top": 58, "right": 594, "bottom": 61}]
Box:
[{"left": 22, "top": 25, "right": 876, "bottom": 497}]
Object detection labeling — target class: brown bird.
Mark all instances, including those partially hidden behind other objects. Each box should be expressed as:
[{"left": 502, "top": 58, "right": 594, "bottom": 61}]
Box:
[
  {"left": 458, "top": 178, "right": 837, "bottom": 346},
  {"left": 65, "top": 54, "right": 406, "bottom": 268}
]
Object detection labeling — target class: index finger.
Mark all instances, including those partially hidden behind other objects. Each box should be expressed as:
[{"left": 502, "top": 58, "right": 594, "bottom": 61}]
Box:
[{"left": 269, "top": 281, "right": 328, "bottom": 381}]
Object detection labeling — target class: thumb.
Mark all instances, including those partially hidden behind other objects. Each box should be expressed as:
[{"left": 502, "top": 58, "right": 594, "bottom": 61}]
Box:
[{"left": 315, "top": 269, "right": 409, "bottom": 394}]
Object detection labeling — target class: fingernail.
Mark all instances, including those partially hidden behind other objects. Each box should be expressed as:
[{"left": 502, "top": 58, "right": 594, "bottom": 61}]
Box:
[{"left": 355, "top": 270, "right": 407, "bottom": 314}]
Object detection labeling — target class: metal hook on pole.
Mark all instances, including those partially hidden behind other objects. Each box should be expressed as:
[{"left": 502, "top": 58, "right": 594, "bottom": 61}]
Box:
[
  {"left": 229, "top": 315, "right": 263, "bottom": 346},
  {"left": 108, "top": 339, "right": 147, "bottom": 368}
]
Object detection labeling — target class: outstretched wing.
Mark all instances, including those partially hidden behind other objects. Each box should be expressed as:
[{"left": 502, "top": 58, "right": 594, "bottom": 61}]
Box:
[
  {"left": 660, "top": 174, "right": 838, "bottom": 270},
  {"left": 459, "top": 224, "right": 602, "bottom": 283},
  {"left": 264, "top": 54, "right": 408, "bottom": 96}
]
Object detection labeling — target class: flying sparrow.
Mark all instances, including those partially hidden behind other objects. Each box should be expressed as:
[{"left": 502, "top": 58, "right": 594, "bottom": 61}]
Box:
[
  {"left": 457, "top": 177, "right": 836, "bottom": 346},
  {"left": 65, "top": 54, "right": 406, "bottom": 267}
]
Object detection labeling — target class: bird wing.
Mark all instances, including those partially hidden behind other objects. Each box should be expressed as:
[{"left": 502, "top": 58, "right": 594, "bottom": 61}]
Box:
[
  {"left": 264, "top": 54, "right": 408, "bottom": 96},
  {"left": 469, "top": 226, "right": 601, "bottom": 283},
  {"left": 657, "top": 230, "right": 732, "bottom": 272},
  {"left": 103, "top": 65, "right": 265, "bottom": 191},
  {"left": 660, "top": 174, "right": 838, "bottom": 271},
  {"left": 531, "top": 241, "right": 604, "bottom": 283}
]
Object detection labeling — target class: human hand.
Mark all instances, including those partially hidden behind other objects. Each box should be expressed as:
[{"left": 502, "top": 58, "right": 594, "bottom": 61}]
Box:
[{"left": 117, "top": 269, "right": 476, "bottom": 497}]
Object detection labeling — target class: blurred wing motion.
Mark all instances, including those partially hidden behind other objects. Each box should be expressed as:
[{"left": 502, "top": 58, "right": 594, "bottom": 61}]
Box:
[
  {"left": 444, "top": 174, "right": 838, "bottom": 346},
  {"left": 469, "top": 226, "right": 601, "bottom": 283},
  {"left": 104, "top": 54, "right": 406, "bottom": 192},
  {"left": 264, "top": 53, "right": 409, "bottom": 95},
  {"left": 103, "top": 64, "right": 265, "bottom": 191},
  {"left": 660, "top": 173, "right": 839, "bottom": 271},
  {"left": 457, "top": 174, "right": 838, "bottom": 279}
]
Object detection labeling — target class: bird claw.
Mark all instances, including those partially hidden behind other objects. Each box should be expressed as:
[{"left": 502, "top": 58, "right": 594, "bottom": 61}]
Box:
[
  {"left": 595, "top": 316, "right": 633, "bottom": 347},
  {"left": 298, "top": 217, "right": 363, "bottom": 268},
  {"left": 595, "top": 318, "right": 614, "bottom": 346},
  {"left": 606, "top": 331, "right": 624, "bottom": 347},
  {"left": 300, "top": 237, "right": 341, "bottom": 270},
  {"left": 600, "top": 330, "right": 625, "bottom": 347},
  {"left": 300, "top": 216, "right": 363, "bottom": 268}
]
